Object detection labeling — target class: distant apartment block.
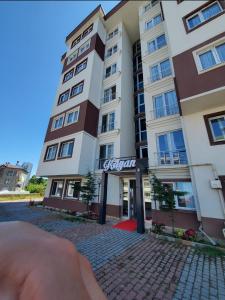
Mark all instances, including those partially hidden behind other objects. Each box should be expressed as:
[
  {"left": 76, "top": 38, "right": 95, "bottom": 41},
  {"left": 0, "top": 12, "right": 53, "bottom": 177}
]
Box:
[{"left": 0, "top": 162, "right": 32, "bottom": 191}]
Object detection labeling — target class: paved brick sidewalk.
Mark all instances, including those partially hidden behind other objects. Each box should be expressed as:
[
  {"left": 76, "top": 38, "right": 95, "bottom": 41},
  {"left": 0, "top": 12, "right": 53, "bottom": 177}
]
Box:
[{"left": 0, "top": 202, "right": 225, "bottom": 300}]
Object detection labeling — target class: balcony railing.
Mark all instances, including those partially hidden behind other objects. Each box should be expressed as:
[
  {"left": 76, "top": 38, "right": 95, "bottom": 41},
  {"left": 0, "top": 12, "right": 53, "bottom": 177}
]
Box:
[
  {"left": 155, "top": 150, "right": 188, "bottom": 166},
  {"left": 150, "top": 104, "right": 179, "bottom": 120},
  {"left": 101, "top": 93, "right": 117, "bottom": 105},
  {"left": 150, "top": 68, "right": 172, "bottom": 83}
]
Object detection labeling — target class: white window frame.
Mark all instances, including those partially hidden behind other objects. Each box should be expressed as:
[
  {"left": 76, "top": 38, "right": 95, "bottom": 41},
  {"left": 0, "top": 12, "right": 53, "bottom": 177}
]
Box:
[
  {"left": 64, "top": 107, "right": 80, "bottom": 126},
  {"left": 103, "top": 85, "right": 117, "bottom": 103},
  {"left": 186, "top": 1, "right": 222, "bottom": 30},
  {"left": 67, "top": 39, "right": 91, "bottom": 65},
  {"left": 147, "top": 33, "right": 167, "bottom": 54},
  {"left": 63, "top": 69, "right": 74, "bottom": 83},
  {"left": 45, "top": 145, "right": 58, "bottom": 161},
  {"left": 67, "top": 49, "right": 78, "bottom": 65},
  {"left": 105, "top": 63, "right": 117, "bottom": 78},
  {"left": 193, "top": 38, "right": 225, "bottom": 74},
  {"left": 107, "top": 28, "right": 119, "bottom": 41},
  {"left": 209, "top": 115, "right": 225, "bottom": 142},
  {"left": 64, "top": 180, "right": 81, "bottom": 199},
  {"left": 105, "top": 44, "right": 118, "bottom": 59},
  {"left": 70, "top": 82, "right": 84, "bottom": 97},
  {"left": 101, "top": 111, "right": 115, "bottom": 133},
  {"left": 145, "top": 14, "right": 162, "bottom": 31},
  {"left": 136, "top": 93, "right": 145, "bottom": 114},
  {"left": 78, "top": 39, "right": 91, "bottom": 56},
  {"left": 153, "top": 90, "right": 179, "bottom": 119},
  {"left": 51, "top": 114, "right": 65, "bottom": 131},
  {"left": 58, "top": 140, "right": 74, "bottom": 158},
  {"left": 50, "top": 180, "right": 64, "bottom": 197},
  {"left": 75, "top": 59, "right": 87, "bottom": 75},
  {"left": 58, "top": 90, "right": 70, "bottom": 105},
  {"left": 150, "top": 58, "right": 172, "bottom": 83},
  {"left": 99, "top": 143, "right": 114, "bottom": 159},
  {"left": 136, "top": 118, "right": 147, "bottom": 142}
]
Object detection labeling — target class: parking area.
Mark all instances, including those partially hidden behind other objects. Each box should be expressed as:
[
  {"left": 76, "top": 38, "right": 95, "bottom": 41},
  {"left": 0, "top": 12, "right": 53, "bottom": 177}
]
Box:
[{"left": 0, "top": 201, "right": 225, "bottom": 300}]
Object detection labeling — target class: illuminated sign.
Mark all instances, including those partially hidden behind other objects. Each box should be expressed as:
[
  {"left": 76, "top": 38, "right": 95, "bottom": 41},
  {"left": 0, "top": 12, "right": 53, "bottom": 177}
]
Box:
[{"left": 103, "top": 159, "right": 136, "bottom": 172}]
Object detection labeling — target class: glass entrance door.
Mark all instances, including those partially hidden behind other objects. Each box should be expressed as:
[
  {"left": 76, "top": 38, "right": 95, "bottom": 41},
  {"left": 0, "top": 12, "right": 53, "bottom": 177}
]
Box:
[
  {"left": 122, "top": 179, "right": 136, "bottom": 219},
  {"left": 129, "top": 180, "right": 136, "bottom": 219}
]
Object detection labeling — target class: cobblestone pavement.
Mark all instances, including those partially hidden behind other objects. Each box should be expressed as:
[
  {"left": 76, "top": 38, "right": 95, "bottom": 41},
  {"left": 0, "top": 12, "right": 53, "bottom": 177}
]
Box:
[{"left": 0, "top": 202, "right": 225, "bottom": 300}]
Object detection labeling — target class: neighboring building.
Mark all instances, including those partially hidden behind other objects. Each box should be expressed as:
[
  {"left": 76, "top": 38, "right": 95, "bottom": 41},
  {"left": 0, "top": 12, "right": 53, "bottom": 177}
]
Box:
[
  {"left": 0, "top": 162, "right": 32, "bottom": 191},
  {"left": 37, "top": 0, "right": 225, "bottom": 239}
]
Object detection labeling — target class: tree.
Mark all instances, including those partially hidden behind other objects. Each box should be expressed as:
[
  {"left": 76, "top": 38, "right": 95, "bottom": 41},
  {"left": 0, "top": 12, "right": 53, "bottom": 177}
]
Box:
[
  {"left": 26, "top": 176, "right": 47, "bottom": 196},
  {"left": 150, "top": 173, "right": 186, "bottom": 234},
  {"left": 80, "top": 172, "right": 96, "bottom": 212}
]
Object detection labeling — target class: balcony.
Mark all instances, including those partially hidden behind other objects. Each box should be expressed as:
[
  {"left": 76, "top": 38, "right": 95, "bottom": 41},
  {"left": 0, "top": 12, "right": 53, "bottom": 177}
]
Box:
[
  {"left": 155, "top": 150, "right": 188, "bottom": 166},
  {"left": 150, "top": 104, "right": 179, "bottom": 120}
]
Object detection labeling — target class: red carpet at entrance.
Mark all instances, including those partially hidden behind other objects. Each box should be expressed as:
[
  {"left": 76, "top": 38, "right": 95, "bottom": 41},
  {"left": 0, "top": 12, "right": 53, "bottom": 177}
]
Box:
[{"left": 113, "top": 219, "right": 137, "bottom": 232}]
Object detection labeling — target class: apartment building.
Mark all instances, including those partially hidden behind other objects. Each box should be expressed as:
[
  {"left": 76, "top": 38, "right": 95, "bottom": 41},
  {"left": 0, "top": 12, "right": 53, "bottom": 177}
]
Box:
[{"left": 37, "top": 0, "right": 225, "bottom": 239}]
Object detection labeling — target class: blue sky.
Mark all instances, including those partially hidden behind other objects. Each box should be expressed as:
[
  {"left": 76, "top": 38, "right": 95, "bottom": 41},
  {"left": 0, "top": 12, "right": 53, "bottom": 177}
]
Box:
[{"left": 0, "top": 1, "right": 118, "bottom": 175}]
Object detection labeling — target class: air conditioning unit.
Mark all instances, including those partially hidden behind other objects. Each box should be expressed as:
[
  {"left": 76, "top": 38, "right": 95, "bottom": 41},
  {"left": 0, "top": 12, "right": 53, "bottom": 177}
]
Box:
[{"left": 210, "top": 179, "right": 222, "bottom": 189}]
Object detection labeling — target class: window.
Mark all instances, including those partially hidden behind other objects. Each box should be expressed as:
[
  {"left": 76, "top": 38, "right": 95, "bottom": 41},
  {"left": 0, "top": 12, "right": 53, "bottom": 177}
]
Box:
[
  {"left": 150, "top": 59, "right": 172, "bottom": 82},
  {"left": 105, "top": 45, "right": 118, "bottom": 58},
  {"left": 186, "top": 2, "right": 222, "bottom": 30},
  {"left": 75, "top": 59, "right": 87, "bottom": 75},
  {"left": 101, "top": 112, "right": 115, "bottom": 133},
  {"left": 148, "top": 34, "right": 167, "bottom": 54},
  {"left": 78, "top": 40, "right": 91, "bottom": 56},
  {"left": 136, "top": 118, "right": 147, "bottom": 142},
  {"left": 198, "top": 41, "right": 225, "bottom": 71},
  {"left": 135, "top": 55, "right": 142, "bottom": 72},
  {"left": 105, "top": 63, "right": 117, "bottom": 78},
  {"left": 67, "top": 49, "right": 78, "bottom": 65},
  {"left": 107, "top": 28, "right": 118, "bottom": 40},
  {"left": 64, "top": 180, "right": 81, "bottom": 198},
  {"left": 175, "top": 182, "right": 195, "bottom": 209},
  {"left": 71, "top": 35, "right": 81, "bottom": 49},
  {"left": 153, "top": 90, "right": 179, "bottom": 119},
  {"left": 209, "top": 115, "right": 225, "bottom": 142},
  {"left": 67, "top": 39, "right": 90, "bottom": 65},
  {"left": 140, "top": 146, "right": 148, "bottom": 158},
  {"left": 135, "top": 93, "right": 145, "bottom": 114},
  {"left": 63, "top": 69, "right": 74, "bottom": 83},
  {"left": 65, "top": 108, "right": 79, "bottom": 126},
  {"left": 204, "top": 111, "right": 225, "bottom": 145},
  {"left": 71, "top": 24, "right": 93, "bottom": 49},
  {"left": 145, "top": 14, "right": 162, "bottom": 30},
  {"left": 45, "top": 144, "right": 58, "bottom": 161},
  {"left": 82, "top": 24, "right": 93, "bottom": 38},
  {"left": 58, "top": 90, "right": 70, "bottom": 105},
  {"left": 52, "top": 115, "right": 64, "bottom": 130},
  {"left": 58, "top": 140, "right": 74, "bottom": 158},
  {"left": 99, "top": 144, "right": 114, "bottom": 168},
  {"left": 70, "top": 81, "right": 84, "bottom": 98},
  {"left": 135, "top": 73, "right": 143, "bottom": 90},
  {"left": 50, "top": 180, "right": 64, "bottom": 197},
  {"left": 103, "top": 86, "right": 116, "bottom": 103},
  {"left": 157, "top": 130, "right": 187, "bottom": 165}
]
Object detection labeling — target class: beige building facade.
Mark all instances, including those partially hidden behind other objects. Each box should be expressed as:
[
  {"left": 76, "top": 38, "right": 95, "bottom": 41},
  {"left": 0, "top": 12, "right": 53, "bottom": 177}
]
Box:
[{"left": 37, "top": 0, "right": 225, "bottom": 239}]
